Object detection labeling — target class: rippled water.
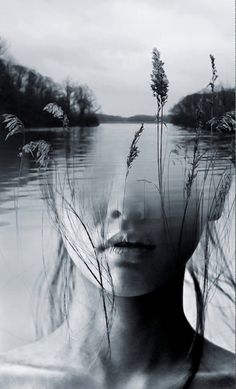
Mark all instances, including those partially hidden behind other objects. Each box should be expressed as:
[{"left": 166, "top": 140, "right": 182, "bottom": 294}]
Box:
[{"left": 0, "top": 123, "right": 234, "bottom": 352}]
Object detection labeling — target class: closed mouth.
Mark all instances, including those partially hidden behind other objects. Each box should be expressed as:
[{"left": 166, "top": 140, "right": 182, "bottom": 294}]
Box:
[
  {"left": 113, "top": 241, "right": 155, "bottom": 250},
  {"left": 97, "top": 235, "right": 156, "bottom": 253}
]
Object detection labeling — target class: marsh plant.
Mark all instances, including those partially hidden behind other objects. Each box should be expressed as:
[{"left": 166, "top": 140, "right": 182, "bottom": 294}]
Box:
[
  {"left": 43, "top": 102, "right": 70, "bottom": 133},
  {"left": 2, "top": 114, "right": 25, "bottom": 140},
  {"left": 2, "top": 113, "right": 50, "bottom": 168},
  {"left": 206, "top": 54, "right": 235, "bottom": 136},
  {"left": 149, "top": 48, "right": 172, "bottom": 241},
  {"left": 150, "top": 48, "right": 169, "bottom": 109},
  {"left": 150, "top": 48, "right": 169, "bottom": 194},
  {"left": 19, "top": 141, "right": 51, "bottom": 168},
  {"left": 126, "top": 123, "right": 144, "bottom": 177},
  {"left": 208, "top": 54, "right": 218, "bottom": 118}
]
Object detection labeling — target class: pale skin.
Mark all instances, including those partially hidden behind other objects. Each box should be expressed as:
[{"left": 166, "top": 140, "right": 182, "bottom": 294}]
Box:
[
  {"left": 0, "top": 266, "right": 234, "bottom": 389},
  {"left": 0, "top": 138, "right": 234, "bottom": 388}
]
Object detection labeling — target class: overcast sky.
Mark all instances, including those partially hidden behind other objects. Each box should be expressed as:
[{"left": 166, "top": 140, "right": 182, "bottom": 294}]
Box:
[{"left": 0, "top": 0, "right": 234, "bottom": 116}]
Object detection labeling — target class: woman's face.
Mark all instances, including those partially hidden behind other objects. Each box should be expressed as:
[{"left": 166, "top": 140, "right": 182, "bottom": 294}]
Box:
[{"left": 58, "top": 127, "right": 231, "bottom": 297}]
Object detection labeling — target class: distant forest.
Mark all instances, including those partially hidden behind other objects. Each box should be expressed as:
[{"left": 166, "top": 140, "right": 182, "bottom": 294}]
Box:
[
  {"left": 97, "top": 114, "right": 158, "bottom": 123},
  {"left": 0, "top": 39, "right": 99, "bottom": 128},
  {"left": 169, "top": 87, "right": 234, "bottom": 129}
]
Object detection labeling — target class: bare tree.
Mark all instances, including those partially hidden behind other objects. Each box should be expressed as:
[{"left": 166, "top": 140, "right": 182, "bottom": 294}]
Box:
[
  {"left": 63, "top": 78, "right": 75, "bottom": 115},
  {"left": 62, "top": 80, "right": 98, "bottom": 118},
  {"left": 73, "top": 84, "right": 98, "bottom": 116}
]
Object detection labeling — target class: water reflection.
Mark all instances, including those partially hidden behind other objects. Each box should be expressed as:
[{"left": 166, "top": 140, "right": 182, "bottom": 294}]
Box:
[{"left": 0, "top": 123, "right": 232, "bottom": 237}]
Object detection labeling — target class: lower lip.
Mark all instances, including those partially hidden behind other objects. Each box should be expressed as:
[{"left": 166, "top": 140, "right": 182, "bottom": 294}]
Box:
[
  {"left": 113, "top": 246, "right": 152, "bottom": 251},
  {"left": 106, "top": 246, "right": 151, "bottom": 266}
]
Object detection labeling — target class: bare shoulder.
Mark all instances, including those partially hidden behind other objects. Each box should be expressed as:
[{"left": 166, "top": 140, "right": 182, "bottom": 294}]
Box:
[
  {"left": 0, "top": 335, "right": 96, "bottom": 389},
  {"left": 0, "top": 333, "right": 61, "bottom": 369},
  {"left": 0, "top": 340, "right": 58, "bottom": 389},
  {"left": 201, "top": 338, "right": 235, "bottom": 373},
  {"left": 192, "top": 338, "right": 235, "bottom": 388}
]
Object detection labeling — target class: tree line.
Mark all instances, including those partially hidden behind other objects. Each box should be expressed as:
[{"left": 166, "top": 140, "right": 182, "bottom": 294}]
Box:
[
  {"left": 169, "top": 87, "right": 234, "bottom": 130},
  {"left": 0, "top": 38, "right": 99, "bottom": 128}
]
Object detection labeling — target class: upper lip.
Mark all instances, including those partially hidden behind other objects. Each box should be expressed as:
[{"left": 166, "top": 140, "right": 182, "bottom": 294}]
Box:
[{"left": 97, "top": 233, "right": 156, "bottom": 252}]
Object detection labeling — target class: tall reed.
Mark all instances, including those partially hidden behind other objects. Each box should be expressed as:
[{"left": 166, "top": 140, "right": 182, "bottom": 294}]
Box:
[{"left": 150, "top": 48, "right": 169, "bottom": 195}]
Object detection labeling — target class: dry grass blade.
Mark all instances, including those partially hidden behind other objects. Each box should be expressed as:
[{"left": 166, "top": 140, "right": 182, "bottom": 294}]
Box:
[
  {"left": 126, "top": 123, "right": 144, "bottom": 175},
  {"left": 19, "top": 140, "right": 51, "bottom": 168},
  {"left": 43, "top": 103, "right": 70, "bottom": 132},
  {"left": 2, "top": 114, "right": 25, "bottom": 140},
  {"left": 208, "top": 54, "right": 218, "bottom": 93}
]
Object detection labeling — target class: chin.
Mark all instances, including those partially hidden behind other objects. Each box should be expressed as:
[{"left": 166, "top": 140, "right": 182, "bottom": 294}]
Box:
[{"left": 100, "top": 267, "right": 158, "bottom": 297}]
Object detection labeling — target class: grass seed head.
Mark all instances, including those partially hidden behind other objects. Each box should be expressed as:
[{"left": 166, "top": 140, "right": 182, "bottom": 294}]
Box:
[{"left": 150, "top": 48, "right": 169, "bottom": 108}]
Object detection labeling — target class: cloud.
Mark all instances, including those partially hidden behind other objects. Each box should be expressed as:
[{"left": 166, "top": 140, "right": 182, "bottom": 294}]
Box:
[{"left": 0, "top": 0, "right": 234, "bottom": 115}]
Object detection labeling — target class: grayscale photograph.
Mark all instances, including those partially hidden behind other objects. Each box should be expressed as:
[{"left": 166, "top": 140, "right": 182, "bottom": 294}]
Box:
[{"left": 0, "top": 0, "right": 235, "bottom": 388}]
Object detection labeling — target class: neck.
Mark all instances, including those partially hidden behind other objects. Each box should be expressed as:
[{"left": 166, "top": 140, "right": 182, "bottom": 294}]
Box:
[{"left": 62, "top": 269, "right": 194, "bottom": 373}]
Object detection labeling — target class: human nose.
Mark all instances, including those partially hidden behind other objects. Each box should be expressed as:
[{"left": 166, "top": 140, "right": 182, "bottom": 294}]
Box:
[
  {"left": 106, "top": 179, "right": 146, "bottom": 225},
  {"left": 109, "top": 207, "right": 144, "bottom": 231}
]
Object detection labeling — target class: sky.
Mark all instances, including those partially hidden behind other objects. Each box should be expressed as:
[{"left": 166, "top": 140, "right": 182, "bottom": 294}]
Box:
[{"left": 0, "top": 0, "right": 234, "bottom": 116}]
